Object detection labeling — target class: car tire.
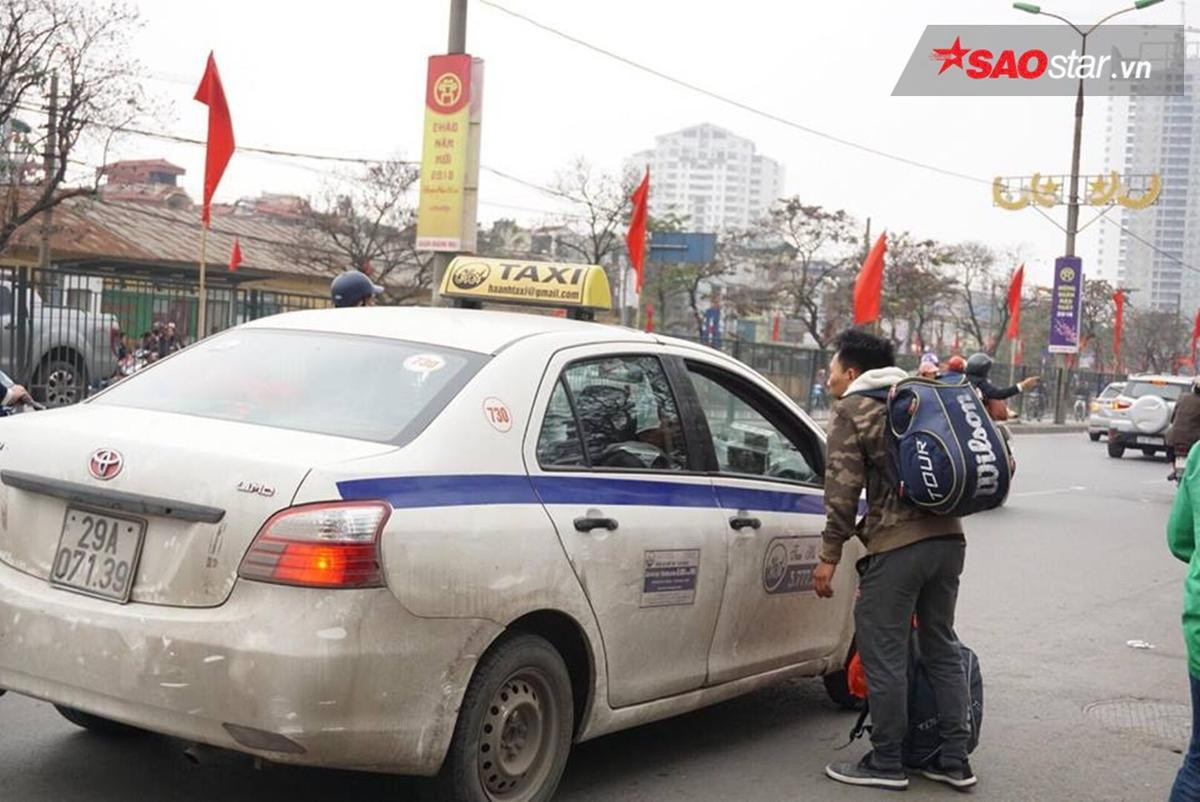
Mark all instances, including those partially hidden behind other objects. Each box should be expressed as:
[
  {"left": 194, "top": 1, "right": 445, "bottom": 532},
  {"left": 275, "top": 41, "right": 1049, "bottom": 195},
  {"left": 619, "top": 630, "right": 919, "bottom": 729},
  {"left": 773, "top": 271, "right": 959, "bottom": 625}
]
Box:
[
  {"left": 424, "top": 633, "right": 574, "bottom": 802},
  {"left": 33, "top": 357, "right": 87, "bottom": 407},
  {"left": 1089, "top": 432, "right": 1102, "bottom": 442},
  {"left": 1108, "top": 441, "right": 1125, "bottom": 459},
  {"left": 54, "top": 705, "right": 144, "bottom": 736}
]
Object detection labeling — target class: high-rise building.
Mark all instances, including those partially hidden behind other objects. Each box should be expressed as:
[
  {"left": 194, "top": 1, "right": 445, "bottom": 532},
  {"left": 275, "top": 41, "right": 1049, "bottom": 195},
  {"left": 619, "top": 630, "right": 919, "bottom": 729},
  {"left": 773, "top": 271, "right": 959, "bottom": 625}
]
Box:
[
  {"left": 1097, "top": 50, "right": 1198, "bottom": 314},
  {"left": 628, "top": 123, "right": 785, "bottom": 232}
]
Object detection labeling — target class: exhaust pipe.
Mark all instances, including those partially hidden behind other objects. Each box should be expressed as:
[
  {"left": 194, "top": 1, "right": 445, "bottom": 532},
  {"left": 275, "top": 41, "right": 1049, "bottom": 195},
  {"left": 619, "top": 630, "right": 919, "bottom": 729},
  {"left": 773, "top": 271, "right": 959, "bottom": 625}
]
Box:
[{"left": 181, "top": 742, "right": 218, "bottom": 766}]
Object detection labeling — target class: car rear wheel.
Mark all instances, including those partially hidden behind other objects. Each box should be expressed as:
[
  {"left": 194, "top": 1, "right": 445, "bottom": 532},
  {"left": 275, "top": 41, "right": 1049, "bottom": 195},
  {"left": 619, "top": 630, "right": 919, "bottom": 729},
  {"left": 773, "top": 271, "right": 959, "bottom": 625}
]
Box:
[
  {"left": 1108, "top": 442, "right": 1125, "bottom": 459},
  {"left": 54, "top": 705, "right": 144, "bottom": 736},
  {"left": 426, "top": 633, "right": 574, "bottom": 802},
  {"left": 1089, "top": 432, "right": 1101, "bottom": 442}
]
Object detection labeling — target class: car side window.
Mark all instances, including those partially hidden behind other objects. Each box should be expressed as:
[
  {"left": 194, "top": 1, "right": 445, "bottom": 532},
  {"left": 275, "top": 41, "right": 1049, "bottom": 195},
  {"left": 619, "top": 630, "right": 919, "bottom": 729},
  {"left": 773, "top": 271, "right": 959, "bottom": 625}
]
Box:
[
  {"left": 536, "top": 355, "right": 689, "bottom": 472},
  {"left": 536, "top": 379, "right": 587, "bottom": 468},
  {"left": 687, "top": 364, "right": 822, "bottom": 485}
]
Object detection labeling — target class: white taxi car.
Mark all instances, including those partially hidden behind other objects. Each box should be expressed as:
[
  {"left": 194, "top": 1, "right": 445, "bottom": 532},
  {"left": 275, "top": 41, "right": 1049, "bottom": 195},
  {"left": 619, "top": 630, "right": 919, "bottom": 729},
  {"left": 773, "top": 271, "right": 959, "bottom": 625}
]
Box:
[{"left": 0, "top": 259, "right": 860, "bottom": 802}]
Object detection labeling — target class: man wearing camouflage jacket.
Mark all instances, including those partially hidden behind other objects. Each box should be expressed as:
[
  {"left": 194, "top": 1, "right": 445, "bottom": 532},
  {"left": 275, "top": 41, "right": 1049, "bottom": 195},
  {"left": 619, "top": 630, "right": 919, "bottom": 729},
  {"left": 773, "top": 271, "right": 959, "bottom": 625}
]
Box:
[{"left": 813, "top": 329, "right": 975, "bottom": 791}]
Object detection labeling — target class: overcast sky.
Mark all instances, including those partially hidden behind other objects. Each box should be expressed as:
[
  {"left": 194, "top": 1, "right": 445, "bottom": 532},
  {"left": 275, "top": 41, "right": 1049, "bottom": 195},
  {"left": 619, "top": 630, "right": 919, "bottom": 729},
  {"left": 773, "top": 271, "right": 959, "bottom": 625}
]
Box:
[{"left": 98, "top": 0, "right": 1190, "bottom": 288}]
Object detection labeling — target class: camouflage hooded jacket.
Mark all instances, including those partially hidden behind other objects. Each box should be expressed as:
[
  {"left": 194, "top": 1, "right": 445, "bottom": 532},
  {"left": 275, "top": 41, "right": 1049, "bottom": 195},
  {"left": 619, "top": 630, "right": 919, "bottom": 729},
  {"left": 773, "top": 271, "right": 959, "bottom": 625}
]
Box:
[{"left": 821, "top": 367, "right": 964, "bottom": 565}]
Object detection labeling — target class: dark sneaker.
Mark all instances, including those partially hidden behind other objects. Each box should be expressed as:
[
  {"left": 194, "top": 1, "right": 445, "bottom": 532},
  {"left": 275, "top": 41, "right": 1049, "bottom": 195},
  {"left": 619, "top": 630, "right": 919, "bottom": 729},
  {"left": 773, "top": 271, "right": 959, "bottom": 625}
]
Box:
[
  {"left": 825, "top": 753, "right": 909, "bottom": 790},
  {"left": 921, "top": 758, "right": 978, "bottom": 790}
]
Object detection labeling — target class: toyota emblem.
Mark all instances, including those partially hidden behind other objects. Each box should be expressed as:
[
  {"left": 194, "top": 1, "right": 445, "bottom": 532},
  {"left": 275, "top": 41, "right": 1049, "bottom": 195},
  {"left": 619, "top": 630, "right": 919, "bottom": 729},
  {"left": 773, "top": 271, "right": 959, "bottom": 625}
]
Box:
[{"left": 89, "top": 449, "right": 124, "bottom": 481}]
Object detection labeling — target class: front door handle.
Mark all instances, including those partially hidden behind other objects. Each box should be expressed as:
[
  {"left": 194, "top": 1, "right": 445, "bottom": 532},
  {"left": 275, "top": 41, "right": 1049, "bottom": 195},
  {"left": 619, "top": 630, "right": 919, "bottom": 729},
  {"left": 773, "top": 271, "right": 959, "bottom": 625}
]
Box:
[
  {"left": 729, "top": 516, "right": 762, "bottom": 530},
  {"left": 574, "top": 516, "right": 619, "bottom": 533}
]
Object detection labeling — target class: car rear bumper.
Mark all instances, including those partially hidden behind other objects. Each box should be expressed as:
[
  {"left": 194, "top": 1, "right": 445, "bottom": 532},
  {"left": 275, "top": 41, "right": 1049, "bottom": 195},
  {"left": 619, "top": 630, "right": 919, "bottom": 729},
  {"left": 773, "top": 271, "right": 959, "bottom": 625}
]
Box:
[
  {"left": 0, "top": 562, "right": 501, "bottom": 774},
  {"left": 1109, "top": 429, "right": 1169, "bottom": 451}
]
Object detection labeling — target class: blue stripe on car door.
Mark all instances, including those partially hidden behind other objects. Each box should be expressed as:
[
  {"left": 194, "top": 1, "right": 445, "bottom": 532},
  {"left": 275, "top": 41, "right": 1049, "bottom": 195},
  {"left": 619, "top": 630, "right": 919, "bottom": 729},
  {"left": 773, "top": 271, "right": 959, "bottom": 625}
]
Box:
[{"left": 338, "top": 474, "right": 827, "bottom": 515}]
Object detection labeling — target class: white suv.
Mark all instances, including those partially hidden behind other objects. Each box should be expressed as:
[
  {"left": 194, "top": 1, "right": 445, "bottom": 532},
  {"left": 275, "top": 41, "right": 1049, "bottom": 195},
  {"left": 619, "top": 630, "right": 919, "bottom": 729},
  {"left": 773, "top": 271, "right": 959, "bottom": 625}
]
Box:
[{"left": 1106, "top": 374, "right": 1193, "bottom": 459}]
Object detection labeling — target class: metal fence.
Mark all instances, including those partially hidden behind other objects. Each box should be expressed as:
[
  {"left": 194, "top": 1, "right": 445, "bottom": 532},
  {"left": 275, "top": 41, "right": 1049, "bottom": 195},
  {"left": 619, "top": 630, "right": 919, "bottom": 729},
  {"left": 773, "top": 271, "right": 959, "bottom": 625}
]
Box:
[
  {"left": 685, "top": 335, "right": 1125, "bottom": 421},
  {"left": 0, "top": 265, "right": 327, "bottom": 404}
]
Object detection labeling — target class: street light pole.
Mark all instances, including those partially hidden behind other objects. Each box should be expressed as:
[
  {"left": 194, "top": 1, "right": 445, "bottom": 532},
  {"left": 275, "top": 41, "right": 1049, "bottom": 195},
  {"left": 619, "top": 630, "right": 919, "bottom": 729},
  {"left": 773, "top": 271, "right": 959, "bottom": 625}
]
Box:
[{"left": 1012, "top": 0, "right": 1162, "bottom": 422}]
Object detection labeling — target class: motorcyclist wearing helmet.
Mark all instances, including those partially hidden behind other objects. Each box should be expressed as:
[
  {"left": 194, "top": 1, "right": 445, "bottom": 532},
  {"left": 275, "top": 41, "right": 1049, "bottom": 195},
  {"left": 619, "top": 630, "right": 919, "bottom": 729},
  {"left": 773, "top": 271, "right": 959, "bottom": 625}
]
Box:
[
  {"left": 330, "top": 270, "right": 384, "bottom": 308},
  {"left": 963, "top": 352, "right": 1039, "bottom": 401},
  {"left": 940, "top": 355, "right": 967, "bottom": 383}
]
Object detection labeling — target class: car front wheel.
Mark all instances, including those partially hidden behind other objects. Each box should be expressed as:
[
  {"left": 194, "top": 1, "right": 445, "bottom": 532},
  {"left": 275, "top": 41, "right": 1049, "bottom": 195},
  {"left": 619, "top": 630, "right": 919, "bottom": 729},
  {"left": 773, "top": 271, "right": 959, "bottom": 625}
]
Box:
[
  {"left": 54, "top": 705, "right": 144, "bottom": 736},
  {"left": 1089, "top": 432, "right": 1101, "bottom": 442},
  {"left": 426, "top": 633, "right": 574, "bottom": 802}
]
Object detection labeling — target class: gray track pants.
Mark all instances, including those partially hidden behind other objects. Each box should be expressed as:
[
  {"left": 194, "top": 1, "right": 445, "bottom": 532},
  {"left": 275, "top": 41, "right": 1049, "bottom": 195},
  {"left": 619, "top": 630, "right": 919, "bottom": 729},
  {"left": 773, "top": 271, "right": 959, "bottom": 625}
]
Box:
[{"left": 854, "top": 536, "right": 971, "bottom": 769}]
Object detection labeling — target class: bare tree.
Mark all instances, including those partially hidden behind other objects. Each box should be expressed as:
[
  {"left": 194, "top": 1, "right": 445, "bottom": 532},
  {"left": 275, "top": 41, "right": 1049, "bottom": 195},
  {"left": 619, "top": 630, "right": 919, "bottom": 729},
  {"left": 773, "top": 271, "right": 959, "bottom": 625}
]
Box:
[
  {"left": 882, "top": 232, "right": 957, "bottom": 352},
  {"left": 552, "top": 157, "right": 633, "bottom": 267},
  {"left": 1125, "top": 307, "right": 1187, "bottom": 374},
  {"left": 0, "top": 0, "right": 145, "bottom": 253},
  {"left": 293, "top": 161, "right": 432, "bottom": 305},
  {"left": 757, "top": 198, "right": 859, "bottom": 350}
]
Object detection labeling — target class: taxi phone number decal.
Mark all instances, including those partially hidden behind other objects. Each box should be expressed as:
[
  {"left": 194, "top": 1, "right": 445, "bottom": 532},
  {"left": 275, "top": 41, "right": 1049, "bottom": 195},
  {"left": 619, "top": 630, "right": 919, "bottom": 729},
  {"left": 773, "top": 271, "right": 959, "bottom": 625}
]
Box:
[{"left": 763, "top": 537, "right": 820, "bottom": 595}]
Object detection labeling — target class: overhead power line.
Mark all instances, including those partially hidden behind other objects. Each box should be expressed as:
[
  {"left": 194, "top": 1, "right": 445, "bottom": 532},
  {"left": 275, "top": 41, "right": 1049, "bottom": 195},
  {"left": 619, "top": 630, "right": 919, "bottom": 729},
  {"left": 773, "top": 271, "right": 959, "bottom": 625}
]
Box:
[{"left": 477, "top": 0, "right": 990, "bottom": 187}]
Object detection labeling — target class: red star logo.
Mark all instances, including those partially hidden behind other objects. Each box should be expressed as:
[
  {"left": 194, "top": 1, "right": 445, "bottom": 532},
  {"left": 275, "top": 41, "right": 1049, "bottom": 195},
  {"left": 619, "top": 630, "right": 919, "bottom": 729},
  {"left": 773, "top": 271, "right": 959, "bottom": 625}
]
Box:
[{"left": 932, "top": 36, "right": 969, "bottom": 75}]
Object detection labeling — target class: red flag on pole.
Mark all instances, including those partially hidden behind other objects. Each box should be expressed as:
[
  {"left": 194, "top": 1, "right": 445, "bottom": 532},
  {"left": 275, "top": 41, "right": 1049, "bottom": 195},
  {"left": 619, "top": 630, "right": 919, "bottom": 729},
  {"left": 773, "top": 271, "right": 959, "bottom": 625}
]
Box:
[
  {"left": 771, "top": 315, "right": 781, "bottom": 342},
  {"left": 1113, "top": 290, "right": 1125, "bottom": 369},
  {"left": 1006, "top": 264, "right": 1024, "bottom": 340},
  {"left": 1191, "top": 309, "right": 1200, "bottom": 365},
  {"left": 626, "top": 168, "right": 650, "bottom": 293},
  {"left": 853, "top": 233, "right": 886, "bottom": 325},
  {"left": 194, "top": 52, "right": 235, "bottom": 228},
  {"left": 644, "top": 302, "right": 654, "bottom": 333},
  {"left": 228, "top": 238, "right": 242, "bottom": 272}
]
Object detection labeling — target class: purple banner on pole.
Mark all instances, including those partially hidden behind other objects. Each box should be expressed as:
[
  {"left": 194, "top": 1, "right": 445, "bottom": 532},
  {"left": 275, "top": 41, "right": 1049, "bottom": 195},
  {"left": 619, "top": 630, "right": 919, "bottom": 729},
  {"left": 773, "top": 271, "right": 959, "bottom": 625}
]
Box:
[{"left": 1048, "top": 256, "right": 1083, "bottom": 354}]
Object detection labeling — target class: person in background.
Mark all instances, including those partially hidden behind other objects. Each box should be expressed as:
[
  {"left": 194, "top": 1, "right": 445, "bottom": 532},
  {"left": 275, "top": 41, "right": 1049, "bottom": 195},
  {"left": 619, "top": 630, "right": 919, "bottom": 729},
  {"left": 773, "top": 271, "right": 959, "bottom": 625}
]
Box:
[
  {"left": 963, "top": 352, "right": 1039, "bottom": 401},
  {"left": 941, "top": 355, "right": 967, "bottom": 383},
  {"left": 1169, "top": 377, "right": 1200, "bottom": 481},
  {"left": 1167, "top": 444, "right": 1200, "bottom": 800},
  {"left": 331, "top": 270, "right": 384, "bottom": 308},
  {"left": 917, "top": 352, "right": 939, "bottom": 379}
]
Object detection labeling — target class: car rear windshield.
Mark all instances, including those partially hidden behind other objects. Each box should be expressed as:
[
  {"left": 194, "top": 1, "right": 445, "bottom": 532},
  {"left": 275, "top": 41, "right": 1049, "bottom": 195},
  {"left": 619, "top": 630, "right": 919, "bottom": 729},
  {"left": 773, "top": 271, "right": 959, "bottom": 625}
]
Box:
[
  {"left": 1125, "top": 381, "right": 1184, "bottom": 401},
  {"left": 91, "top": 329, "right": 486, "bottom": 443},
  {"left": 1099, "top": 385, "right": 1123, "bottom": 399}
]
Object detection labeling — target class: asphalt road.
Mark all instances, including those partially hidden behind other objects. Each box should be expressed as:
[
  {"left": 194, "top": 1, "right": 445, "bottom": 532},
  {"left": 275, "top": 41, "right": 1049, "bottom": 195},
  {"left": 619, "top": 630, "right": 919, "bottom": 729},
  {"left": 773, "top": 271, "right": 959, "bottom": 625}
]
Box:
[{"left": 0, "top": 434, "right": 1188, "bottom": 801}]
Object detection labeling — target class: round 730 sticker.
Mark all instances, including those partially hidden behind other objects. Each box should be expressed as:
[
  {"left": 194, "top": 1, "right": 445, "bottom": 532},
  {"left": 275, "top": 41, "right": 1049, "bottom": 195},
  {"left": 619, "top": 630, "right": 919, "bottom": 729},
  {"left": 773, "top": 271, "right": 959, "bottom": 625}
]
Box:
[{"left": 483, "top": 398, "right": 513, "bottom": 432}]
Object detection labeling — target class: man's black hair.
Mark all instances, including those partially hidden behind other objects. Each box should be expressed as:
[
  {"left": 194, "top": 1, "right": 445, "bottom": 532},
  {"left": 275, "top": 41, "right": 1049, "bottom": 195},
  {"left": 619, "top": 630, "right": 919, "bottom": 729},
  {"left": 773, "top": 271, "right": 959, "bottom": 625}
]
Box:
[{"left": 832, "top": 328, "right": 895, "bottom": 373}]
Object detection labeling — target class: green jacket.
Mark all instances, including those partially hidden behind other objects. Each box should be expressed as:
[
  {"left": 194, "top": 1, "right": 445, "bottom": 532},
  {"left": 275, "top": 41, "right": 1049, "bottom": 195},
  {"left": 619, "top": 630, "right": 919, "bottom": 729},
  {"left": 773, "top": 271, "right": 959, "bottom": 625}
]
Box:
[{"left": 1168, "top": 444, "right": 1200, "bottom": 678}]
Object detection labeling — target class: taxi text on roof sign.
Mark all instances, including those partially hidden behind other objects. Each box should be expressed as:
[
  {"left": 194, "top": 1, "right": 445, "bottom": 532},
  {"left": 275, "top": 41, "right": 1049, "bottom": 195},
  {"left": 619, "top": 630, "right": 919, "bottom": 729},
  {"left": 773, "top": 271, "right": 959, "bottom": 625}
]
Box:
[{"left": 440, "top": 257, "right": 612, "bottom": 312}]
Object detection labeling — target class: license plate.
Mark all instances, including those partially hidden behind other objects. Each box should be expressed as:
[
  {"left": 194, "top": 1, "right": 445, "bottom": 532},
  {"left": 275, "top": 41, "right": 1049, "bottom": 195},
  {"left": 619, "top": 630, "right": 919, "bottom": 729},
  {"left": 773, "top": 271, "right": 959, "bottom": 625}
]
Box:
[
  {"left": 1136, "top": 436, "right": 1161, "bottom": 445},
  {"left": 50, "top": 508, "right": 145, "bottom": 603}
]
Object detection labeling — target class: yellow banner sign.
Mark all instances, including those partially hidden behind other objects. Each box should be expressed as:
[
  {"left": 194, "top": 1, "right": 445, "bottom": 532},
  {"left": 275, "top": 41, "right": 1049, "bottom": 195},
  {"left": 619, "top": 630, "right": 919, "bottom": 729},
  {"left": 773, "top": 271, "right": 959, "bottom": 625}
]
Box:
[
  {"left": 416, "top": 55, "right": 472, "bottom": 251},
  {"left": 440, "top": 257, "right": 612, "bottom": 311}
]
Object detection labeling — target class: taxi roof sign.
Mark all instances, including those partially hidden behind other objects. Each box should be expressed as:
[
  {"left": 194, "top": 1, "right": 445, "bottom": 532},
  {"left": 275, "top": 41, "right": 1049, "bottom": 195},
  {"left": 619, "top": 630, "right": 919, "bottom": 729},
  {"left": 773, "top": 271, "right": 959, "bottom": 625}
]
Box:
[{"left": 440, "top": 257, "right": 612, "bottom": 319}]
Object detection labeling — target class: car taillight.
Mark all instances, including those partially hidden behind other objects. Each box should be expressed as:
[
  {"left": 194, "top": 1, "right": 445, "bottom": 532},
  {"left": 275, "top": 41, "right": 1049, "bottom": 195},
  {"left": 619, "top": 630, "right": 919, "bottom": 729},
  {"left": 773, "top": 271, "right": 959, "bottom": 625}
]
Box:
[
  {"left": 238, "top": 501, "right": 391, "bottom": 589},
  {"left": 1113, "top": 400, "right": 1131, "bottom": 410}
]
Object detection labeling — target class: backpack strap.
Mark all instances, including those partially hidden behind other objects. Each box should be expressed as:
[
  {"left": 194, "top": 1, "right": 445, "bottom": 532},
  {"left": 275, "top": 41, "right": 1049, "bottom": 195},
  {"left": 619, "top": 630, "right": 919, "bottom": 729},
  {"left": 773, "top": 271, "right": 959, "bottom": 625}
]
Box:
[{"left": 835, "top": 700, "right": 872, "bottom": 750}]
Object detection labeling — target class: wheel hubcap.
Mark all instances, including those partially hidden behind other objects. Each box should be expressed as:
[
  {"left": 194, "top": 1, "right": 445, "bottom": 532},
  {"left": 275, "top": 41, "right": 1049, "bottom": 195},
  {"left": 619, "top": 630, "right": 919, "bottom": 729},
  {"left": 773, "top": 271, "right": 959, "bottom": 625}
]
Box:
[
  {"left": 45, "top": 368, "right": 78, "bottom": 406},
  {"left": 478, "top": 669, "right": 557, "bottom": 800}
]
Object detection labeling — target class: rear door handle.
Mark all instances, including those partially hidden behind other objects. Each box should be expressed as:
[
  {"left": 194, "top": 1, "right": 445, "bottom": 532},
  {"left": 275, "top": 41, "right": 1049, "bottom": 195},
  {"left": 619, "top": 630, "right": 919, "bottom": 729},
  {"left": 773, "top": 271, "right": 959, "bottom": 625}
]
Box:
[
  {"left": 574, "top": 516, "right": 619, "bottom": 533},
  {"left": 729, "top": 516, "right": 762, "bottom": 530}
]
